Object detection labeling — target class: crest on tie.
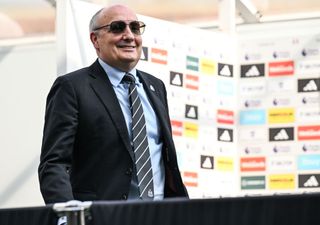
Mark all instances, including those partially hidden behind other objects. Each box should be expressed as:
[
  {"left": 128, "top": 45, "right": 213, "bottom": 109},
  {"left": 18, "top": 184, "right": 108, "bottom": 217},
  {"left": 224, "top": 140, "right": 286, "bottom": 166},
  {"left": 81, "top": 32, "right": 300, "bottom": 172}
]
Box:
[{"left": 148, "top": 189, "right": 154, "bottom": 198}]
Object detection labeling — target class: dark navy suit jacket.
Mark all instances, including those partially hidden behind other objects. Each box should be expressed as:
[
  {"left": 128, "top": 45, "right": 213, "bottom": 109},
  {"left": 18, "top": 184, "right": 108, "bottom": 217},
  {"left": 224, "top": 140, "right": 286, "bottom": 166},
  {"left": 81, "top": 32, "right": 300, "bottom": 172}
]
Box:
[{"left": 38, "top": 60, "right": 188, "bottom": 204}]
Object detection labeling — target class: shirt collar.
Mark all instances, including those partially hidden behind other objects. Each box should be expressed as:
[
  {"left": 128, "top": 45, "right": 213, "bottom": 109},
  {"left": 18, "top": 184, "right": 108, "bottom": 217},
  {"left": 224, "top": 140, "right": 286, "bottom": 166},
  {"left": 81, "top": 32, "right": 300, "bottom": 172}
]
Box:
[{"left": 98, "top": 58, "right": 138, "bottom": 87}]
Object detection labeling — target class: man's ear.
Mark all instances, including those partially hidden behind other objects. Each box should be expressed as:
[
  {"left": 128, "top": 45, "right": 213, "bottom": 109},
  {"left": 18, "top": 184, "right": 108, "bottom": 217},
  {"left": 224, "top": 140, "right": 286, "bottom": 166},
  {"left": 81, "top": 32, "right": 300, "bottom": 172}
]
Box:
[{"left": 90, "top": 32, "right": 99, "bottom": 49}]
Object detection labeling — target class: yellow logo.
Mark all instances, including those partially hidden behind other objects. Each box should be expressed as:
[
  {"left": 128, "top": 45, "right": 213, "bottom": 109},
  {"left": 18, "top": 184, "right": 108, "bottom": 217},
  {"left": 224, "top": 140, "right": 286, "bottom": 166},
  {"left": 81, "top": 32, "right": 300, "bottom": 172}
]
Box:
[
  {"left": 184, "top": 122, "right": 198, "bottom": 138},
  {"left": 216, "top": 157, "right": 234, "bottom": 171},
  {"left": 268, "top": 174, "right": 295, "bottom": 189},
  {"left": 268, "top": 108, "right": 295, "bottom": 124},
  {"left": 200, "top": 58, "right": 216, "bottom": 75}
]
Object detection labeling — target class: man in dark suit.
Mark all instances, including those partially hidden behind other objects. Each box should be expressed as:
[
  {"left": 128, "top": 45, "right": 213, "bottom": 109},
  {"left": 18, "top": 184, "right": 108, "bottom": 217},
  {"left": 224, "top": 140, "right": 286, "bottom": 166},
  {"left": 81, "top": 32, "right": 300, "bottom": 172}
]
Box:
[{"left": 38, "top": 4, "right": 188, "bottom": 204}]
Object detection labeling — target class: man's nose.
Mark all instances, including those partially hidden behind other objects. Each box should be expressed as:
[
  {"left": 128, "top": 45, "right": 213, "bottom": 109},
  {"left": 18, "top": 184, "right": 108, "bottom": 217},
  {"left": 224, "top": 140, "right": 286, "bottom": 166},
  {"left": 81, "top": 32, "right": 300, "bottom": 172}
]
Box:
[{"left": 122, "top": 25, "right": 134, "bottom": 39}]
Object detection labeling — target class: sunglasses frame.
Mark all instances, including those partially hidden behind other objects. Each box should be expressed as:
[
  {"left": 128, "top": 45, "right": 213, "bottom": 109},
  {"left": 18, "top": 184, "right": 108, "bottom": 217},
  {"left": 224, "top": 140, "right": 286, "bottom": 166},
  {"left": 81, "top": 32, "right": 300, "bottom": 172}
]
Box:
[{"left": 93, "top": 20, "right": 146, "bottom": 35}]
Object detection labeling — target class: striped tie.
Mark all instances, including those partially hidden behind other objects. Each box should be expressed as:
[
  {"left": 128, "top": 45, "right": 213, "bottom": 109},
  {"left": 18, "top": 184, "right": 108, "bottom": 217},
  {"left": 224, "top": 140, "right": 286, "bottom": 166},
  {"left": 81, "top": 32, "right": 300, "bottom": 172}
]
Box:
[{"left": 123, "top": 73, "right": 154, "bottom": 200}]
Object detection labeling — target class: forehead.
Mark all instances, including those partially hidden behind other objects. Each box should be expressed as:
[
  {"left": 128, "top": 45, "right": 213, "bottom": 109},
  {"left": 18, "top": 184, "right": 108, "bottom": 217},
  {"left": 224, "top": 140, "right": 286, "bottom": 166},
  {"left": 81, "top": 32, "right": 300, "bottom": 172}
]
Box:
[{"left": 99, "top": 6, "right": 138, "bottom": 24}]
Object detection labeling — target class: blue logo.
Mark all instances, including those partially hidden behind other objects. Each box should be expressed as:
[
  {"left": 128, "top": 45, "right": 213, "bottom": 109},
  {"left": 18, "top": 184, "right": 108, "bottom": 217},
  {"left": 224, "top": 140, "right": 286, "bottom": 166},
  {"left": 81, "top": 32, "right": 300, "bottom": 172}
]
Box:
[
  {"left": 298, "top": 155, "right": 320, "bottom": 170},
  {"left": 217, "top": 80, "right": 234, "bottom": 96},
  {"left": 239, "top": 110, "right": 266, "bottom": 125}
]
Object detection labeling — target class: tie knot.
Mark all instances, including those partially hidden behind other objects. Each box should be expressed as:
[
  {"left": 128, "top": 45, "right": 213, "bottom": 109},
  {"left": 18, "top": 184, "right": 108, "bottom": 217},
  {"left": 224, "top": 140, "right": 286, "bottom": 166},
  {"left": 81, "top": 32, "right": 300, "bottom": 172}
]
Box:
[{"left": 122, "top": 73, "right": 136, "bottom": 84}]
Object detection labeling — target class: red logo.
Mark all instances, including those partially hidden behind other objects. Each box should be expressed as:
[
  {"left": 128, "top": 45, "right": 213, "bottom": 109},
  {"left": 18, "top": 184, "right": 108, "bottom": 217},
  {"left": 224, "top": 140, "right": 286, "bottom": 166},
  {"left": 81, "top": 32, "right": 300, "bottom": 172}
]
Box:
[
  {"left": 217, "top": 109, "right": 234, "bottom": 124},
  {"left": 151, "top": 48, "right": 167, "bottom": 65},
  {"left": 183, "top": 171, "right": 198, "bottom": 187},
  {"left": 171, "top": 120, "right": 183, "bottom": 136},
  {"left": 185, "top": 74, "right": 199, "bottom": 90},
  {"left": 240, "top": 157, "right": 266, "bottom": 172},
  {"left": 298, "top": 125, "right": 320, "bottom": 140},
  {"left": 269, "top": 61, "right": 294, "bottom": 76}
]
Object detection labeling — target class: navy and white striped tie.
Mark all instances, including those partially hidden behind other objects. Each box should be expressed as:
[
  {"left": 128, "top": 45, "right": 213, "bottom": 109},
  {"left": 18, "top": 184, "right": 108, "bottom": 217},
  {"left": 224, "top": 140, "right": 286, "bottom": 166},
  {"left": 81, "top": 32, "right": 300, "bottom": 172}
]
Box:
[{"left": 123, "top": 73, "right": 154, "bottom": 200}]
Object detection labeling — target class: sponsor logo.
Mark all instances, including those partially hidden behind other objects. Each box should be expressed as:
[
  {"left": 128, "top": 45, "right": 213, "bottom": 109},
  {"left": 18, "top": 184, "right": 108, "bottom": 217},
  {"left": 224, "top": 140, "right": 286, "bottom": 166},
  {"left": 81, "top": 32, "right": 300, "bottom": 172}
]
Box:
[
  {"left": 272, "top": 145, "right": 292, "bottom": 154},
  {"left": 297, "top": 108, "right": 320, "bottom": 122},
  {"left": 268, "top": 174, "right": 295, "bottom": 190},
  {"left": 272, "top": 97, "right": 291, "bottom": 107},
  {"left": 140, "top": 46, "right": 148, "bottom": 61},
  {"left": 182, "top": 171, "right": 198, "bottom": 187},
  {"left": 242, "top": 146, "right": 264, "bottom": 155},
  {"left": 298, "top": 155, "right": 320, "bottom": 170},
  {"left": 184, "top": 122, "right": 198, "bottom": 138},
  {"left": 186, "top": 56, "right": 199, "bottom": 71},
  {"left": 301, "top": 48, "right": 319, "bottom": 57},
  {"left": 216, "top": 157, "right": 234, "bottom": 171},
  {"left": 200, "top": 58, "right": 216, "bottom": 75},
  {"left": 239, "top": 109, "right": 266, "bottom": 125},
  {"left": 171, "top": 120, "right": 183, "bottom": 136},
  {"left": 272, "top": 51, "right": 291, "bottom": 59},
  {"left": 268, "top": 156, "right": 295, "bottom": 171},
  {"left": 268, "top": 78, "right": 295, "bottom": 93},
  {"left": 300, "top": 95, "right": 320, "bottom": 106},
  {"left": 217, "top": 109, "right": 234, "bottom": 125},
  {"left": 217, "top": 144, "right": 235, "bottom": 155},
  {"left": 185, "top": 74, "right": 199, "bottom": 90},
  {"left": 269, "top": 127, "right": 294, "bottom": 142},
  {"left": 240, "top": 63, "right": 265, "bottom": 78},
  {"left": 200, "top": 155, "right": 214, "bottom": 169},
  {"left": 240, "top": 81, "right": 266, "bottom": 96},
  {"left": 185, "top": 105, "right": 198, "bottom": 120},
  {"left": 218, "top": 96, "right": 235, "bottom": 108},
  {"left": 296, "top": 60, "right": 320, "bottom": 75},
  {"left": 241, "top": 176, "right": 266, "bottom": 190},
  {"left": 268, "top": 61, "right": 294, "bottom": 76},
  {"left": 298, "top": 125, "right": 320, "bottom": 140},
  {"left": 302, "top": 143, "right": 320, "bottom": 153},
  {"left": 243, "top": 53, "right": 262, "bottom": 61},
  {"left": 298, "top": 174, "right": 320, "bottom": 188},
  {"left": 240, "top": 157, "right": 266, "bottom": 172},
  {"left": 170, "top": 71, "right": 183, "bottom": 87},
  {"left": 268, "top": 108, "right": 295, "bottom": 124},
  {"left": 151, "top": 48, "right": 167, "bottom": 65},
  {"left": 243, "top": 99, "right": 263, "bottom": 108},
  {"left": 239, "top": 128, "right": 266, "bottom": 142},
  {"left": 217, "top": 80, "right": 234, "bottom": 96},
  {"left": 218, "top": 63, "right": 233, "bottom": 77},
  {"left": 218, "top": 128, "right": 233, "bottom": 142},
  {"left": 298, "top": 78, "right": 320, "bottom": 93}
]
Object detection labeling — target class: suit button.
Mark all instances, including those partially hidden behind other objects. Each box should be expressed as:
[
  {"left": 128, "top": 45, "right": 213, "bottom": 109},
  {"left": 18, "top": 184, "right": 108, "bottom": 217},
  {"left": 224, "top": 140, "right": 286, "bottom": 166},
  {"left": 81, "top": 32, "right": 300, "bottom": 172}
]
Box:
[
  {"left": 122, "top": 194, "right": 128, "bottom": 200},
  {"left": 125, "top": 168, "right": 133, "bottom": 175}
]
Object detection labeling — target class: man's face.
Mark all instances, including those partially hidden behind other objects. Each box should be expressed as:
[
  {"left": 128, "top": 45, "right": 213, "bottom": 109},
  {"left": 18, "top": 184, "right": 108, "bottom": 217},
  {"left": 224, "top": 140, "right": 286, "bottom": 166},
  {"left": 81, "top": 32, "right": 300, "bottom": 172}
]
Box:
[{"left": 91, "top": 6, "right": 142, "bottom": 72}]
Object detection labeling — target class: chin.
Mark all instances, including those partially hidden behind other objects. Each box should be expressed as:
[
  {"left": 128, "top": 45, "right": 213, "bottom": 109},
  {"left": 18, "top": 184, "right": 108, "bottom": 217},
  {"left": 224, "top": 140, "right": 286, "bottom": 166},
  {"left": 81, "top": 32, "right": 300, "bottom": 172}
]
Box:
[{"left": 121, "top": 56, "right": 139, "bottom": 63}]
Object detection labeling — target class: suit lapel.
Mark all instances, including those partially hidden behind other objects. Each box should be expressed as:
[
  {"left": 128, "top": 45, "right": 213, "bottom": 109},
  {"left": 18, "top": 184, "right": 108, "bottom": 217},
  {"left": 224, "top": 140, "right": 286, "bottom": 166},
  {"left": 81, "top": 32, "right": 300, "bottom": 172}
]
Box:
[
  {"left": 88, "top": 60, "right": 133, "bottom": 159},
  {"left": 137, "top": 71, "right": 172, "bottom": 139}
]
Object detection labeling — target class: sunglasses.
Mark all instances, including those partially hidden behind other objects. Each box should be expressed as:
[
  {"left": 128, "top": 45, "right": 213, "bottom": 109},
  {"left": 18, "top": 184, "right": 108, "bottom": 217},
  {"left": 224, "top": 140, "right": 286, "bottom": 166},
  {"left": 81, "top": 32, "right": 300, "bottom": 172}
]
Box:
[{"left": 93, "top": 20, "right": 146, "bottom": 35}]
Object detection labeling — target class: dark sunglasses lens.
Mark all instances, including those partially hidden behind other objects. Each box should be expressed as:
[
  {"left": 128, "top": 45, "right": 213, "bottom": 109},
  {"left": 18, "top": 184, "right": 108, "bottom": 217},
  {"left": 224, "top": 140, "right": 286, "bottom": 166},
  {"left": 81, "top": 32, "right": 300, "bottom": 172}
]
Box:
[
  {"left": 109, "top": 21, "right": 126, "bottom": 33},
  {"left": 129, "top": 21, "right": 142, "bottom": 34}
]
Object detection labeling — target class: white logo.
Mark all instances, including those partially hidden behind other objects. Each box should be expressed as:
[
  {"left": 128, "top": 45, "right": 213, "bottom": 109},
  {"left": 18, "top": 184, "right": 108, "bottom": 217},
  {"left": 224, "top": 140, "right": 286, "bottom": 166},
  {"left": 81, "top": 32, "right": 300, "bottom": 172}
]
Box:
[
  {"left": 171, "top": 74, "right": 182, "bottom": 86},
  {"left": 304, "top": 175, "right": 319, "bottom": 187},
  {"left": 220, "top": 65, "right": 232, "bottom": 76},
  {"left": 245, "top": 66, "right": 260, "bottom": 77},
  {"left": 220, "top": 130, "right": 231, "bottom": 141},
  {"left": 187, "top": 106, "right": 197, "bottom": 118},
  {"left": 202, "top": 157, "right": 213, "bottom": 169},
  {"left": 150, "top": 85, "right": 155, "bottom": 91},
  {"left": 147, "top": 189, "right": 154, "bottom": 197},
  {"left": 303, "top": 80, "right": 318, "bottom": 91},
  {"left": 274, "top": 129, "right": 289, "bottom": 140}
]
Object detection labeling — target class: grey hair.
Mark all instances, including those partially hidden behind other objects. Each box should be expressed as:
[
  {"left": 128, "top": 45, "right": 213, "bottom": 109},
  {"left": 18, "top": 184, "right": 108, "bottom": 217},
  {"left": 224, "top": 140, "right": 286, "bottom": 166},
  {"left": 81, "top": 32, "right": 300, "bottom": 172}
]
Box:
[{"left": 89, "top": 8, "right": 104, "bottom": 33}]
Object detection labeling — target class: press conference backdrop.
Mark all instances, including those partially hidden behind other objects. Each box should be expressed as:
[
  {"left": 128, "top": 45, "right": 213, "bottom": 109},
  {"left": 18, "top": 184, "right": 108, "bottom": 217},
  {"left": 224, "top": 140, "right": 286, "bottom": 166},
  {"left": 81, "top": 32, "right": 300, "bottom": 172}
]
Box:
[{"left": 59, "top": 0, "right": 320, "bottom": 198}]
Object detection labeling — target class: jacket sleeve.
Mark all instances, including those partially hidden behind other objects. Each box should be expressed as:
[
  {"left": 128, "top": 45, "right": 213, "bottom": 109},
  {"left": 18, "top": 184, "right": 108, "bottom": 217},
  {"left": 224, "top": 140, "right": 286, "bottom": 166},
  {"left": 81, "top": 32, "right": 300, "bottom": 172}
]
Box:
[{"left": 38, "top": 76, "right": 78, "bottom": 204}]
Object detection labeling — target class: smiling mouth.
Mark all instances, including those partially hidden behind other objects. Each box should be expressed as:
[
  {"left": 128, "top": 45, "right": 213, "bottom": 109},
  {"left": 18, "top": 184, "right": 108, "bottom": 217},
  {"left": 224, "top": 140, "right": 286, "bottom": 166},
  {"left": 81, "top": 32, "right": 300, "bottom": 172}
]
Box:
[{"left": 118, "top": 45, "right": 136, "bottom": 49}]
